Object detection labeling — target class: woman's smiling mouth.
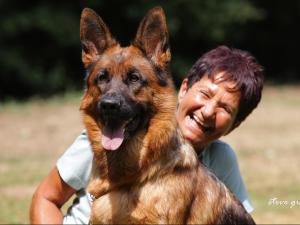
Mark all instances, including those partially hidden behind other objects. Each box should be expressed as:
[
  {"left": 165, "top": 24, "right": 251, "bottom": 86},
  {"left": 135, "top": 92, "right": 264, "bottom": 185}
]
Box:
[{"left": 187, "top": 112, "right": 213, "bottom": 133}]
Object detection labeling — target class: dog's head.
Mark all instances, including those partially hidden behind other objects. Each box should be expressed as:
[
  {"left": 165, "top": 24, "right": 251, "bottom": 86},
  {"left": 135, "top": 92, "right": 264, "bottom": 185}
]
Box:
[{"left": 80, "top": 7, "right": 176, "bottom": 152}]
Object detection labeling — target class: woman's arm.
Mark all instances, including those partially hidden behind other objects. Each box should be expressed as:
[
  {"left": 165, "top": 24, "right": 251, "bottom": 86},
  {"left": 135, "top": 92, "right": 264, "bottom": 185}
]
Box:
[{"left": 30, "top": 166, "right": 76, "bottom": 224}]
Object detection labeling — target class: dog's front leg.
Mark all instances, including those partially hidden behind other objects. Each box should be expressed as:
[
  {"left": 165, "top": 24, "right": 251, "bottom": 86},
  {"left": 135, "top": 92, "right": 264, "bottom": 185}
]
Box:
[
  {"left": 87, "top": 158, "right": 113, "bottom": 198},
  {"left": 87, "top": 177, "right": 112, "bottom": 199}
]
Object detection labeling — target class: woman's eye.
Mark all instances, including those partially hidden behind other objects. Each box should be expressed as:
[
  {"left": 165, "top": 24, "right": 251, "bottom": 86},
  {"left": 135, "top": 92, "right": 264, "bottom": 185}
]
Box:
[
  {"left": 128, "top": 72, "right": 140, "bottom": 83},
  {"left": 200, "top": 90, "right": 209, "bottom": 98}
]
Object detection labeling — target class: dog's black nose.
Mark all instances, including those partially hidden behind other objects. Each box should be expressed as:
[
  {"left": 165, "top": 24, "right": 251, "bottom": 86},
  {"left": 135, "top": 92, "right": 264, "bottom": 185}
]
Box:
[{"left": 100, "top": 97, "right": 121, "bottom": 113}]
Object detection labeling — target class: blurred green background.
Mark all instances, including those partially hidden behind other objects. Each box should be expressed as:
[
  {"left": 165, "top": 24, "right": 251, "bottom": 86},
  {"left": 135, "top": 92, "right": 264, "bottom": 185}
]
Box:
[{"left": 1, "top": 0, "right": 299, "bottom": 100}]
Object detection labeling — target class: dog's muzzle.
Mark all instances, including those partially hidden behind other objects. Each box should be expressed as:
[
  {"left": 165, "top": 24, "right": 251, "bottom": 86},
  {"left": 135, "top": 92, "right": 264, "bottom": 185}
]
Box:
[
  {"left": 97, "top": 93, "right": 138, "bottom": 151},
  {"left": 99, "top": 94, "right": 122, "bottom": 118}
]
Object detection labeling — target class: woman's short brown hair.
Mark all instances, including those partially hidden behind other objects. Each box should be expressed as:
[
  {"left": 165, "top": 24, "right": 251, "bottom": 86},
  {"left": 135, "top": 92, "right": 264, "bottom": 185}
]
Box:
[{"left": 186, "top": 45, "right": 264, "bottom": 127}]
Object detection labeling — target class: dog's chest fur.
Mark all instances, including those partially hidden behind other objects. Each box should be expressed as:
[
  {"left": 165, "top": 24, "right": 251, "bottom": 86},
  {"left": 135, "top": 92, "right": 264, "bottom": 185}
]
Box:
[{"left": 90, "top": 162, "right": 198, "bottom": 224}]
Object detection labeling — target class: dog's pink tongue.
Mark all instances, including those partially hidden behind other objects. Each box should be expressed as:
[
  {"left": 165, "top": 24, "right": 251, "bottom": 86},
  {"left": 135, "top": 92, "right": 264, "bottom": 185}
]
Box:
[{"left": 102, "top": 127, "right": 124, "bottom": 151}]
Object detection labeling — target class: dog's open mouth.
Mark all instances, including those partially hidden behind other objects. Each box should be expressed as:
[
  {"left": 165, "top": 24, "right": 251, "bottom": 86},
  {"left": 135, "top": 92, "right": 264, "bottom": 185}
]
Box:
[
  {"left": 101, "top": 116, "right": 140, "bottom": 151},
  {"left": 102, "top": 125, "right": 125, "bottom": 151}
]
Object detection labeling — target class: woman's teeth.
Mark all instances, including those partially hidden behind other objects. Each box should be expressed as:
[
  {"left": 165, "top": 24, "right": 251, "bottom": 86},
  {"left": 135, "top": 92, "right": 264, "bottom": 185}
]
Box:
[
  {"left": 192, "top": 113, "right": 201, "bottom": 124},
  {"left": 190, "top": 113, "right": 211, "bottom": 132}
]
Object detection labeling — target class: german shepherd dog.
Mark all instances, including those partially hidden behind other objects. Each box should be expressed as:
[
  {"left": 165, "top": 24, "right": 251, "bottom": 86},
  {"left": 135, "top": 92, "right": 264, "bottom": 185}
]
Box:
[{"left": 79, "top": 7, "right": 255, "bottom": 224}]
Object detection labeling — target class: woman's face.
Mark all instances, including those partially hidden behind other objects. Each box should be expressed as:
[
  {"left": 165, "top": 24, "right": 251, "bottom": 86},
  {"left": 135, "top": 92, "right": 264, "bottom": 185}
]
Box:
[{"left": 176, "top": 73, "right": 241, "bottom": 150}]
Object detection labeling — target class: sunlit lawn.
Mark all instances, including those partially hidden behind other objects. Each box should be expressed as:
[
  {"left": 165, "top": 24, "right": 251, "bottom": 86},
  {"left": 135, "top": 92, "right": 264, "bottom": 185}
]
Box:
[
  {"left": 0, "top": 86, "right": 299, "bottom": 223},
  {"left": 222, "top": 85, "right": 300, "bottom": 223}
]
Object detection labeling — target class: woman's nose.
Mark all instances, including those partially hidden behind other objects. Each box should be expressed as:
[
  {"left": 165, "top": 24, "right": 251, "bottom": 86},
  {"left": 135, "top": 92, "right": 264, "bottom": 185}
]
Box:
[{"left": 201, "top": 101, "right": 216, "bottom": 121}]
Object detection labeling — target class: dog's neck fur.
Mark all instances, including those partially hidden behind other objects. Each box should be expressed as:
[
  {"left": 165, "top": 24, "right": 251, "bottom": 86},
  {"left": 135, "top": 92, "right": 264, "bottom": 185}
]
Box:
[{"left": 85, "top": 89, "right": 199, "bottom": 198}]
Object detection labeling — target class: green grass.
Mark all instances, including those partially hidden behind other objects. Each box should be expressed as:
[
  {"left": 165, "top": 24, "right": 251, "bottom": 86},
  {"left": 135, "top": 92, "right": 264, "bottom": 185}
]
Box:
[
  {"left": 0, "top": 196, "right": 31, "bottom": 224},
  {"left": 0, "top": 91, "right": 82, "bottom": 113},
  {"left": 0, "top": 157, "right": 53, "bottom": 187}
]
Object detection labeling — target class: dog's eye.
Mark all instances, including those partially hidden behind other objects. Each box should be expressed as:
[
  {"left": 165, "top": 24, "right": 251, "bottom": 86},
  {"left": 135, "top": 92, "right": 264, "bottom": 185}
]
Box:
[
  {"left": 96, "top": 69, "right": 109, "bottom": 83},
  {"left": 127, "top": 72, "right": 140, "bottom": 83}
]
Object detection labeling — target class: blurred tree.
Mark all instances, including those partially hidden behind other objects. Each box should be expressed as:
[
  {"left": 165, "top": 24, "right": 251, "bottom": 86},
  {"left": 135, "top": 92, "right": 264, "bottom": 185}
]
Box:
[
  {"left": 242, "top": 0, "right": 300, "bottom": 83},
  {"left": 0, "top": 0, "right": 297, "bottom": 100},
  {"left": 0, "top": 1, "right": 81, "bottom": 99}
]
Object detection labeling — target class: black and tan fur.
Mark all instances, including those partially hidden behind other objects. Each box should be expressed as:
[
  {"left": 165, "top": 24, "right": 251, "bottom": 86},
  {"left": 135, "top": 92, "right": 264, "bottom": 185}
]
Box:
[{"left": 79, "top": 7, "right": 255, "bottom": 224}]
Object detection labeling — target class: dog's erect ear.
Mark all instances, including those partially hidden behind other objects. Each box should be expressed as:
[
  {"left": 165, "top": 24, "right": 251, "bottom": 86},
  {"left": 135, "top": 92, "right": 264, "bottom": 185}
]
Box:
[
  {"left": 80, "top": 8, "right": 116, "bottom": 67},
  {"left": 134, "top": 7, "right": 171, "bottom": 69}
]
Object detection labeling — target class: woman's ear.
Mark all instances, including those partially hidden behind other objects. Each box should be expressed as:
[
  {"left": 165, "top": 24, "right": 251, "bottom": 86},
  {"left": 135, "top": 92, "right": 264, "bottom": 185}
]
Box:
[{"left": 178, "top": 78, "right": 188, "bottom": 103}]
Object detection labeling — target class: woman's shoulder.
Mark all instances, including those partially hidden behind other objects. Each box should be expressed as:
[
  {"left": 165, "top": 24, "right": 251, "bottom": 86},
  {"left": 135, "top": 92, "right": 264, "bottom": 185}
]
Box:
[
  {"left": 207, "top": 140, "right": 237, "bottom": 162},
  {"left": 56, "top": 130, "right": 93, "bottom": 190},
  {"left": 201, "top": 140, "right": 238, "bottom": 169}
]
